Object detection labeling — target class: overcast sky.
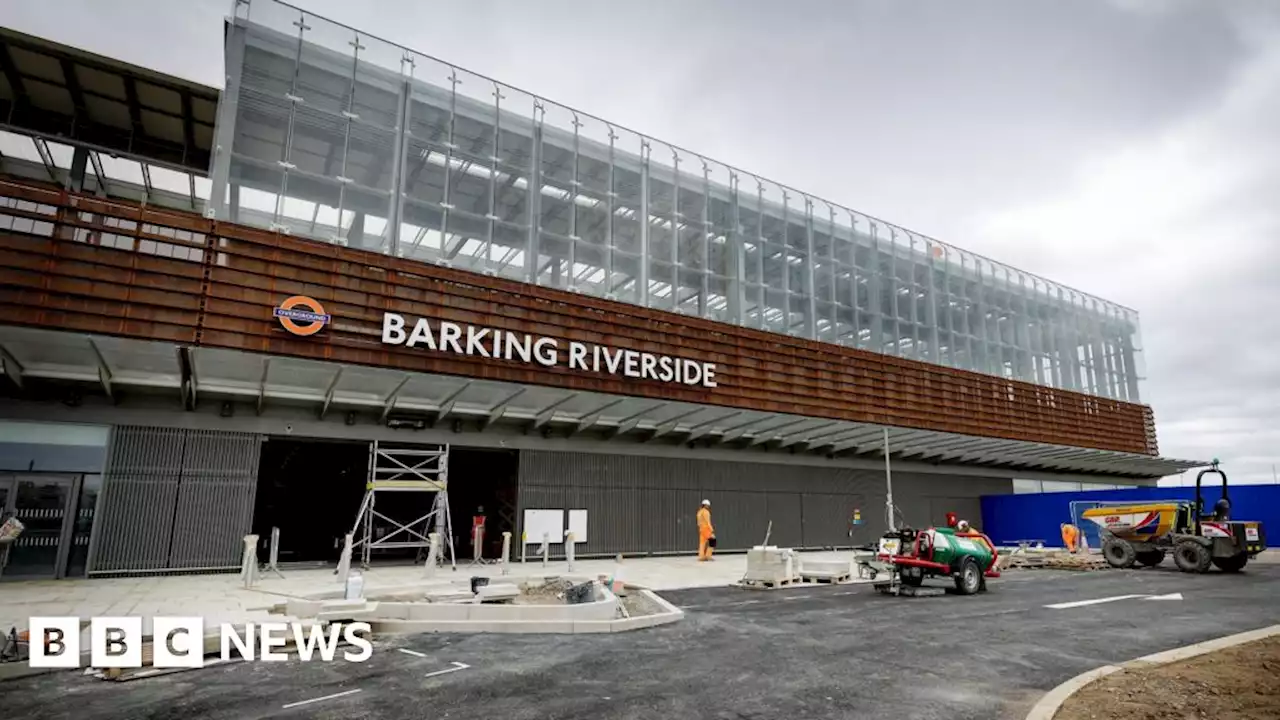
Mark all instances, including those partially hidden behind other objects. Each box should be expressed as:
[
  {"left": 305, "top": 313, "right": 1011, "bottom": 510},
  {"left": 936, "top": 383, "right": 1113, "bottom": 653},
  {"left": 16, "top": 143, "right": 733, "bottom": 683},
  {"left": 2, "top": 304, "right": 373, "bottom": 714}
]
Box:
[{"left": 9, "top": 0, "right": 1278, "bottom": 485}]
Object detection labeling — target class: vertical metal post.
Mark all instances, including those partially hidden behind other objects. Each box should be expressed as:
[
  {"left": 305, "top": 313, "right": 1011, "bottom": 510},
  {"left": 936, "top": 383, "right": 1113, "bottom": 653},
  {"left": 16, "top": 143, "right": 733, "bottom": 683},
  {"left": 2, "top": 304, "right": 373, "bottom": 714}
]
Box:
[
  {"left": 605, "top": 125, "right": 617, "bottom": 298},
  {"left": 755, "top": 179, "right": 766, "bottom": 329},
  {"left": 440, "top": 70, "right": 459, "bottom": 254},
  {"left": 67, "top": 147, "right": 88, "bottom": 193},
  {"left": 385, "top": 56, "right": 415, "bottom": 256},
  {"left": 803, "top": 197, "right": 817, "bottom": 339},
  {"left": 883, "top": 428, "right": 894, "bottom": 531},
  {"left": 568, "top": 113, "right": 582, "bottom": 288},
  {"left": 827, "top": 206, "right": 838, "bottom": 341},
  {"left": 729, "top": 171, "right": 743, "bottom": 325},
  {"left": 926, "top": 240, "right": 941, "bottom": 364},
  {"left": 565, "top": 530, "right": 575, "bottom": 572},
  {"left": 699, "top": 159, "right": 711, "bottom": 318},
  {"left": 848, "top": 212, "right": 861, "bottom": 347},
  {"left": 540, "top": 531, "right": 550, "bottom": 569},
  {"left": 638, "top": 140, "right": 651, "bottom": 306},
  {"left": 485, "top": 83, "right": 504, "bottom": 272},
  {"left": 868, "top": 222, "right": 884, "bottom": 351},
  {"left": 525, "top": 102, "right": 544, "bottom": 281},
  {"left": 780, "top": 191, "right": 791, "bottom": 333},
  {"left": 670, "top": 150, "right": 681, "bottom": 311},
  {"left": 501, "top": 531, "right": 511, "bottom": 575},
  {"left": 208, "top": 18, "right": 247, "bottom": 219}
]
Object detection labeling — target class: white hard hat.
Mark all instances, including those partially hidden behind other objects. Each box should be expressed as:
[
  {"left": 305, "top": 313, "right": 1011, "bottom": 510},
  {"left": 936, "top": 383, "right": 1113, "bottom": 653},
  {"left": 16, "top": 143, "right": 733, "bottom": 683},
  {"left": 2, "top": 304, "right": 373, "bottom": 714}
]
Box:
[{"left": 701, "top": 499, "right": 711, "bottom": 506}]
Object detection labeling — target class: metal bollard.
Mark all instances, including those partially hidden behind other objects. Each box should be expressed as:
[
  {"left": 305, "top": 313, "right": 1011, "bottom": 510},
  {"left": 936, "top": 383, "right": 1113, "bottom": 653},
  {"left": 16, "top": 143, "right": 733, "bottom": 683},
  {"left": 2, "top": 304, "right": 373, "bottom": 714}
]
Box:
[
  {"left": 240, "top": 534, "right": 259, "bottom": 588},
  {"left": 541, "top": 532, "right": 549, "bottom": 569},
  {"left": 425, "top": 532, "right": 440, "bottom": 577},
  {"left": 473, "top": 525, "right": 485, "bottom": 564},
  {"left": 336, "top": 532, "right": 353, "bottom": 587},
  {"left": 565, "top": 530, "right": 575, "bottom": 573},
  {"left": 521, "top": 531, "right": 527, "bottom": 565},
  {"left": 501, "top": 531, "right": 512, "bottom": 575},
  {"left": 266, "top": 527, "right": 284, "bottom": 578}
]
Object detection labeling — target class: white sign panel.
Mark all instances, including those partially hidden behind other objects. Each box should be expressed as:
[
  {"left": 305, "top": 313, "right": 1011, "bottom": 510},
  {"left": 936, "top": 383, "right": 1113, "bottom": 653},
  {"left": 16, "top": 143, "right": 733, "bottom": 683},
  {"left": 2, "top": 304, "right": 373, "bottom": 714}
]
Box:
[
  {"left": 523, "top": 509, "right": 565, "bottom": 545},
  {"left": 568, "top": 509, "right": 588, "bottom": 544},
  {"left": 382, "top": 312, "right": 717, "bottom": 388}
]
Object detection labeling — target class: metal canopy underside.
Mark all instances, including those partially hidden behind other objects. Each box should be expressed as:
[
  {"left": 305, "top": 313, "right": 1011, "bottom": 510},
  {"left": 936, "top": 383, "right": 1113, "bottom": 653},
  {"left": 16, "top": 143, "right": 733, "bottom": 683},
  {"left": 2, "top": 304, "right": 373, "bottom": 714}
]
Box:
[
  {"left": 0, "top": 324, "right": 1204, "bottom": 479},
  {"left": 0, "top": 26, "right": 218, "bottom": 175}
]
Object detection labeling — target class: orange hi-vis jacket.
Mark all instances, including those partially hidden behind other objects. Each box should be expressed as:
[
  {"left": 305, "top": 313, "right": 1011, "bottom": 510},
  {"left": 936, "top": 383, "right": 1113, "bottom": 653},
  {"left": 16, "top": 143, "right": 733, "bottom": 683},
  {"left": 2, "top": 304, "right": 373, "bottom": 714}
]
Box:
[{"left": 697, "top": 507, "right": 713, "bottom": 538}]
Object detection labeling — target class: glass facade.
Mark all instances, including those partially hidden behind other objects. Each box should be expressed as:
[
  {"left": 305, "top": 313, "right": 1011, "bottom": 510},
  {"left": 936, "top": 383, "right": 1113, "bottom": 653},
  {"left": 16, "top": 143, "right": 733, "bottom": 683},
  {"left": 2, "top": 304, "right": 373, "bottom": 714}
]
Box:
[{"left": 211, "top": 0, "right": 1145, "bottom": 402}]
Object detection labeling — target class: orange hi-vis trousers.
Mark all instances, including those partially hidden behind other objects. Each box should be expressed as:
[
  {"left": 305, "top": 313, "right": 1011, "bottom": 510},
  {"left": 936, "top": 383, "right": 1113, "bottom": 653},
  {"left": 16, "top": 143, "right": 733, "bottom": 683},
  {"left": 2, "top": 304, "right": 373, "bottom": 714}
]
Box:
[{"left": 697, "top": 508, "right": 714, "bottom": 560}]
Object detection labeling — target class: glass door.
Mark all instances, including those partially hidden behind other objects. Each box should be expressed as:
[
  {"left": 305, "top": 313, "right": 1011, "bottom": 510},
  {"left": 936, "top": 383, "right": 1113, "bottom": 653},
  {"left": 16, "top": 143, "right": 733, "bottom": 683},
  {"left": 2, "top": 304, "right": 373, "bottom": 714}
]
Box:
[{"left": 0, "top": 475, "right": 78, "bottom": 580}]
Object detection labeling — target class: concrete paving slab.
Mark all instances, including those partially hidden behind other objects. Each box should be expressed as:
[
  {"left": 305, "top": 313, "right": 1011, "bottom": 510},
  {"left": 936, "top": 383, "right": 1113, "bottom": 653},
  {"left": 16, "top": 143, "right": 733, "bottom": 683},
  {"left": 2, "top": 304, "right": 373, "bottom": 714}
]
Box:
[{"left": 0, "top": 551, "right": 862, "bottom": 633}]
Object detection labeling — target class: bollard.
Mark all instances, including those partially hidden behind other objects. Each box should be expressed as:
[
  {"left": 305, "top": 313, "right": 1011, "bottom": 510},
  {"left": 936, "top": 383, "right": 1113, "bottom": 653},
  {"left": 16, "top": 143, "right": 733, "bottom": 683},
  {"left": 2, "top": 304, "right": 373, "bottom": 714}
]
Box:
[
  {"left": 266, "top": 527, "right": 284, "bottom": 578},
  {"left": 473, "top": 525, "right": 485, "bottom": 564},
  {"left": 240, "top": 534, "right": 259, "bottom": 588},
  {"left": 501, "top": 531, "right": 512, "bottom": 576},
  {"left": 565, "top": 530, "right": 576, "bottom": 573},
  {"left": 610, "top": 553, "right": 625, "bottom": 593},
  {"left": 424, "top": 532, "right": 440, "bottom": 577},
  {"left": 521, "top": 531, "right": 527, "bottom": 565},
  {"left": 336, "top": 533, "right": 353, "bottom": 587},
  {"left": 541, "top": 532, "right": 550, "bottom": 569}
]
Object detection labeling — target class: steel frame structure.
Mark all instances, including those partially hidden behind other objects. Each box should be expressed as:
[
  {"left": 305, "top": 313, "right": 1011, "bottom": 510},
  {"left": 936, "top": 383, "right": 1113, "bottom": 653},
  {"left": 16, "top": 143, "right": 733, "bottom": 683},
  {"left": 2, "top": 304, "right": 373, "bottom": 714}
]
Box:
[{"left": 351, "top": 441, "right": 455, "bottom": 570}]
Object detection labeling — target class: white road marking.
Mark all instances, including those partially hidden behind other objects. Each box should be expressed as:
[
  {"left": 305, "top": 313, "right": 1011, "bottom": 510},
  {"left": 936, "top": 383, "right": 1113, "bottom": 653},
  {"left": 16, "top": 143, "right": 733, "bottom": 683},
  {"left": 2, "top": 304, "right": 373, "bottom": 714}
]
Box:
[
  {"left": 1146, "top": 593, "right": 1183, "bottom": 601},
  {"left": 398, "top": 648, "right": 428, "bottom": 658},
  {"left": 782, "top": 594, "right": 812, "bottom": 601},
  {"left": 424, "top": 661, "right": 471, "bottom": 679},
  {"left": 1046, "top": 594, "right": 1147, "bottom": 609},
  {"left": 281, "top": 688, "right": 363, "bottom": 709}
]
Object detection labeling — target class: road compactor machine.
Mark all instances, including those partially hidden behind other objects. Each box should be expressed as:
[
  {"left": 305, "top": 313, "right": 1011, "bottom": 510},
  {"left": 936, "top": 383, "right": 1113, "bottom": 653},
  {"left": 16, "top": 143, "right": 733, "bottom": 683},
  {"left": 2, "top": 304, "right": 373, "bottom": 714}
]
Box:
[{"left": 1082, "top": 460, "right": 1266, "bottom": 573}]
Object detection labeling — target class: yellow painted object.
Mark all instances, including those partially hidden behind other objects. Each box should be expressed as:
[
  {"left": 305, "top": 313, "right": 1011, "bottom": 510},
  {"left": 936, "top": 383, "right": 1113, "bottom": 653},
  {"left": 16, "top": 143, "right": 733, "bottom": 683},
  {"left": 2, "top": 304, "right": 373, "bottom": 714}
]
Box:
[{"left": 1081, "top": 503, "right": 1183, "bottom": 540}]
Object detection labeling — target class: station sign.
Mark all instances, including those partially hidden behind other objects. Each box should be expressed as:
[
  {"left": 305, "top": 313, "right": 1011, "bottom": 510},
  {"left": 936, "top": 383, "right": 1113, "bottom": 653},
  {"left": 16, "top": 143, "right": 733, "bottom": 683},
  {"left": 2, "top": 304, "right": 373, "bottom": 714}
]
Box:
[{"left": 381, "top": 312, "right": 718, "bottom": 388}]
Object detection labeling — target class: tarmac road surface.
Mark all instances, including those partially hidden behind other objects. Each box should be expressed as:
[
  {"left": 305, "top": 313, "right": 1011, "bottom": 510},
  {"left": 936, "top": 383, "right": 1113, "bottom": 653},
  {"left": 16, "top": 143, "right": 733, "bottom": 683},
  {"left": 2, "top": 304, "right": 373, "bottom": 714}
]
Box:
[{"left": 4, "top": 565, "right": 1280, "bottom": 720}]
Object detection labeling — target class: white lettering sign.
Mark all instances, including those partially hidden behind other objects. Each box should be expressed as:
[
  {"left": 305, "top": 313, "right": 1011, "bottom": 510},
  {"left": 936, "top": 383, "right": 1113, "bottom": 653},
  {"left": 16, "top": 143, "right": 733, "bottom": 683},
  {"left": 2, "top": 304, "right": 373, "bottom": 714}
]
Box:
[
  {"left": 27, "top": 616, "right": 373, "bottom": 668},
  {"left": 382, "top": 312, "right": 718, "bottom": 388}
]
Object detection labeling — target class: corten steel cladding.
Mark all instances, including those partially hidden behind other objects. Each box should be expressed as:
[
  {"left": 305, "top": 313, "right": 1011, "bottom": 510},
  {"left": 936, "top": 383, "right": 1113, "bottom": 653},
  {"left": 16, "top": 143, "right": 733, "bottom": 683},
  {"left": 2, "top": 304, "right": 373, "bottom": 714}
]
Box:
[{"left": 0, "top": 180, "right": 1159, "bottom": 455}]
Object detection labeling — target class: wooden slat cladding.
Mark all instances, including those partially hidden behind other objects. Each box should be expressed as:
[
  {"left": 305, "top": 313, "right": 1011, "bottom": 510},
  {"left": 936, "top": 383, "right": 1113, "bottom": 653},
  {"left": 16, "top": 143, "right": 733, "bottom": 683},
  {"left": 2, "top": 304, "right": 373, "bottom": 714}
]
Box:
[{"left": 0, "top": 180, "right": 1159, "bottom": 455}]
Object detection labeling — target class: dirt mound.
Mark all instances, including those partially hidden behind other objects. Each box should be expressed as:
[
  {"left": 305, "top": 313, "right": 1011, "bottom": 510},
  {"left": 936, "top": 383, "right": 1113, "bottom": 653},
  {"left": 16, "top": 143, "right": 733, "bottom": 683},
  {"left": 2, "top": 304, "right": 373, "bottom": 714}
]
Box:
[{"left": 1055, "top": 635, "right": 1280, "bottom": 720}]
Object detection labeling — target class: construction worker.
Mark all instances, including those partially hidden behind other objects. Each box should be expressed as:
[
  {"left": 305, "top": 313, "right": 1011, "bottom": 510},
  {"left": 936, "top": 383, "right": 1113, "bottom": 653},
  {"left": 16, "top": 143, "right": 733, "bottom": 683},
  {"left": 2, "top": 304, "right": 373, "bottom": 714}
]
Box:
[
  {"left": 697, "top": 499, "right": 715, "bottom": 561},
  {"left": 1061, "top": 522, "right": 1080, "bottom": 553}
]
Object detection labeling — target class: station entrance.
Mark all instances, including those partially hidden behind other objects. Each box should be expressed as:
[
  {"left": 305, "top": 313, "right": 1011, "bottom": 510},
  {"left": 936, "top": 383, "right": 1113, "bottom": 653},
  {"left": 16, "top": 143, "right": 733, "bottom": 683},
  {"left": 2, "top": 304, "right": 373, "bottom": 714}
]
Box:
[
  {"left": 251, "top": 437, "right": 368, "bottom": 565},
  {"left": 251, "top": 437, "right": 519, "bottom": 567},
  {"left": 446, "top": 447, "right": 519, "bottom": 563}
]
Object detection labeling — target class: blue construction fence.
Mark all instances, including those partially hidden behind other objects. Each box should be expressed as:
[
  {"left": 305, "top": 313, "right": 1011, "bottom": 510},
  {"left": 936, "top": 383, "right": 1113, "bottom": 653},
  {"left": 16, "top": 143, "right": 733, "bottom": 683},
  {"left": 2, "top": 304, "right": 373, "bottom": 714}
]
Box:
[{"left": 980, "top": 484, "right": 1280, "bottom": 549}]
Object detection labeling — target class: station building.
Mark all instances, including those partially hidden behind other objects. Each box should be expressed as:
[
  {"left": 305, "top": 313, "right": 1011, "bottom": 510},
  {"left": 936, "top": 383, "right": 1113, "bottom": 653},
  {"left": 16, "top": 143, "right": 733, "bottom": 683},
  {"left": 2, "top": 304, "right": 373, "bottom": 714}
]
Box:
[{"left": 0, "top": 2, "right": 1200, "bottom": 579}]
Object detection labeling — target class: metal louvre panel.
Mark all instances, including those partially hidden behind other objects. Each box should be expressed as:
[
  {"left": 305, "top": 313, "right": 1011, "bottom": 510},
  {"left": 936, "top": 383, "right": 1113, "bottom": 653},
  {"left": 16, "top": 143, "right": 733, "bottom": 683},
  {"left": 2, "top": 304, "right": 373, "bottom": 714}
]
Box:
[
  {"left": 90, "top": 426, "right": 261, "bottom": 574},
  {"left": 169, "top": 430, "right": 261, "bottom": 570},
  {"left": 89, "top": 426, "right": 186, "bottom": 573},
  {"left": 518, "top": 450, "right": 1013, "bottom": 556}
]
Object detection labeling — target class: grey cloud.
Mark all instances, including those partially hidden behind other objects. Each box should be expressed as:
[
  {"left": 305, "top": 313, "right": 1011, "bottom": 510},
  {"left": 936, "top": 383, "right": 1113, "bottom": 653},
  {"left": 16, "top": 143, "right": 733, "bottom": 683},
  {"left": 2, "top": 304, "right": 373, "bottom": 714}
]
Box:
[{"left": 6, "top": 0, "right": 1278, "bottom": 482}]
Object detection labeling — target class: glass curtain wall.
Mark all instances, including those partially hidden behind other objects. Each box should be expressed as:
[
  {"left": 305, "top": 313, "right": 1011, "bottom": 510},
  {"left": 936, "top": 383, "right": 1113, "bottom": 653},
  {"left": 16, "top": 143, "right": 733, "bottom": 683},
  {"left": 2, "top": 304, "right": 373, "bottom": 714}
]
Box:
[{"left": 211, "top": 0, "right": 1145, "bottom": 403}]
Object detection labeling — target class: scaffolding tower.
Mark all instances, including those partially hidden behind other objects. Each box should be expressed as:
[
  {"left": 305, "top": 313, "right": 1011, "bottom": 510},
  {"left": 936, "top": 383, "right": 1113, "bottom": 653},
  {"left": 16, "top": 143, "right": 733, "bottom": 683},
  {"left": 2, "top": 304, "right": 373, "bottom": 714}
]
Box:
[{"left": 350, "top": 441, "right": 455, "bottom": 571}]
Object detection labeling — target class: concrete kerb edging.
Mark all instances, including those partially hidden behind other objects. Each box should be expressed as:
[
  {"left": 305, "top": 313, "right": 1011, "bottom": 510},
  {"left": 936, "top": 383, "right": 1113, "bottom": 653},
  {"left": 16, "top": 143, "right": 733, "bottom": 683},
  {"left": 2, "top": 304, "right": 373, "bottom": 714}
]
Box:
[{"left": 1024, "top": 624, "right": 1280, "bottom": 720}]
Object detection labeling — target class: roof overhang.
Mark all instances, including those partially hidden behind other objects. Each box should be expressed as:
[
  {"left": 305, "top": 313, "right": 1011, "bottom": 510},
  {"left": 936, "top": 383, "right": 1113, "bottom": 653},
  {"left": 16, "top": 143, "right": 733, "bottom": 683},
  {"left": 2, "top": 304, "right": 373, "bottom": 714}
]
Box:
[
  {"left": 0, "top": 325, "right": 1206, "bottom": 480},
  {"left": 0, "top": 26, "right": 219, "bottom": 175}
]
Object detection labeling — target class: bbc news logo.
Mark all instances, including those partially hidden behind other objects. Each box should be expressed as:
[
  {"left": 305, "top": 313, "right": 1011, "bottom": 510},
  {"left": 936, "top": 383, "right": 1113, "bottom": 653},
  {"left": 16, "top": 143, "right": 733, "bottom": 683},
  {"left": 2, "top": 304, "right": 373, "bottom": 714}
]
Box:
[{"left": 27, "top": 617, "right": 373, "bottom": 668}]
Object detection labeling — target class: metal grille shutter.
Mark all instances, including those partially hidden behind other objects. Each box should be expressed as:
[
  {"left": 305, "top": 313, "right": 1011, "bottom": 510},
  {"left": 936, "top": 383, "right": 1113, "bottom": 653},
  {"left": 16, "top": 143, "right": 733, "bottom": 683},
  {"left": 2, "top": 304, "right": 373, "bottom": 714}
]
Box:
[{"left": 88, "top": 426, "right": 260, "bottom": 574}]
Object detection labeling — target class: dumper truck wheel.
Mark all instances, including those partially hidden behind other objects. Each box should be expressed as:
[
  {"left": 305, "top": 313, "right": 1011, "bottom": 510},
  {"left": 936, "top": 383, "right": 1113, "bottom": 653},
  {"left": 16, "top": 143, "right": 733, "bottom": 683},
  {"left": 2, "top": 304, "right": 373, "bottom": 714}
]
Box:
[
  {"left": 1135, "top": 550, "right": 1165, "bottom": 567},
  {"left": 1212, "top": 553, "right": 1248, "bottom": 573},
  {"left": 954, "top": 557, "right": 982, "bottom": 596},
  {"left": 1173, "top": 540, "right": 1211, "bottom": 573},
  {"left": 1103, "top": 537, "right": 1137, "bottom": 568}
]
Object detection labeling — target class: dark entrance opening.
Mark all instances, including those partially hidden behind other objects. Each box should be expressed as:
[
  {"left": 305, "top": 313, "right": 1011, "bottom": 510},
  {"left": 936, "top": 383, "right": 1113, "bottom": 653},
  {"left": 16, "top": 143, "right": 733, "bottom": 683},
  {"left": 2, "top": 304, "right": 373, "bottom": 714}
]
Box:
[
  {"left": 445, "top": 447, "right": 519, "bottom": 563},
  {"left": 252, "top": 437, "right": 369, "bottom": 565}
]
